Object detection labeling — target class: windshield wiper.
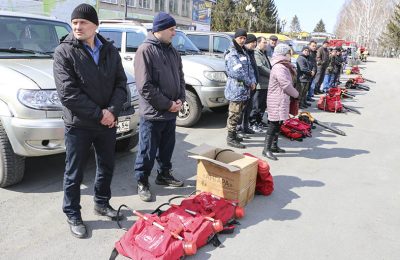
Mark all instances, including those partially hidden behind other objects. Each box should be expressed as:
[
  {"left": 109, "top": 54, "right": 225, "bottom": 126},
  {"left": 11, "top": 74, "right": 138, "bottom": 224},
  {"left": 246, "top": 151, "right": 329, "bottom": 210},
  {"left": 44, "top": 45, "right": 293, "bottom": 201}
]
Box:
[{"left": 0, "top": 48, "right": 53, "bottom": 56}]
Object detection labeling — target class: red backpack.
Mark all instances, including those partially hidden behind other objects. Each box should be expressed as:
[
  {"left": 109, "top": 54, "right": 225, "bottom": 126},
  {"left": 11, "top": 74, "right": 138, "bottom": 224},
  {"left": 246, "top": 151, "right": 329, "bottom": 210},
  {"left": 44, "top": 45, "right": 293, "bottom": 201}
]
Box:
[
  {"left": 317, "top": 95, "right": 343, "bottom": 112},
  {"left": 280, "top": 118, "right": 312, "bottom": 141}
]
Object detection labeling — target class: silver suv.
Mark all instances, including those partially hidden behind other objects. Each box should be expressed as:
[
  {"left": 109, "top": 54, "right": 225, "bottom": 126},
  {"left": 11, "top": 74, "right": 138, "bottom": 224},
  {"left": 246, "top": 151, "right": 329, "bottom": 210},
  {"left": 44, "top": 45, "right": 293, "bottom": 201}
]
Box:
[
  {"left": 98, "top": 22, "right": 228, "bottom": 127},
  {"left": 184, "top": 31, "right": 233, "bottom": 58},
  {"left": 0, "top": 11, "right": 139, "bottom": 187}
]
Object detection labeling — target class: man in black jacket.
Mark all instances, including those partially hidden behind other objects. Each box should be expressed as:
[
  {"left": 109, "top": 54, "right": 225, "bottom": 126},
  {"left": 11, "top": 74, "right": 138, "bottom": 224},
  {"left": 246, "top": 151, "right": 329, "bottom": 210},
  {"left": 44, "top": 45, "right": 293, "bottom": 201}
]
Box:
[
  {"left": 53, "top": 4, "right": 127, "bottom": 238},
  {"left": 307, "top": 40, "right": 317, "bottom": 100},
  {"left": 315, "top": 40, "right": 329, "bottom": 94},
  {"left": 296, "top": 46, "right": 313, "bottom": 108},
  {"left": 134, "top": 12, "right": 185, "bottom": 202}
]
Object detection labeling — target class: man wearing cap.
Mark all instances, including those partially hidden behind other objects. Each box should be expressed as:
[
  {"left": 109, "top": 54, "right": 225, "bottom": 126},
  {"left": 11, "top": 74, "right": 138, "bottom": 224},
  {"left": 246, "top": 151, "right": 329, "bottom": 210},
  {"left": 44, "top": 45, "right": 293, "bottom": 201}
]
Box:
[
  {"left": 133, "top": 12, "right": 185, "bottom": 202},
  {"left": 307, "top": 40, "right": 318, "bottom": 101},
  {"left": 224, "top": 28, "right": 256, "bottom": 149},
  {"left": 53, "top": 3, "right": 128, "bottom": 238},
  {"left": 296, "top": 46, "right": 313, "bottom": 108},
  {"left": 266, "top": 35, "right": 278, "bottom": 58},
  {"left": 238, "top": 34, "right": 260, "bottom": 135}
]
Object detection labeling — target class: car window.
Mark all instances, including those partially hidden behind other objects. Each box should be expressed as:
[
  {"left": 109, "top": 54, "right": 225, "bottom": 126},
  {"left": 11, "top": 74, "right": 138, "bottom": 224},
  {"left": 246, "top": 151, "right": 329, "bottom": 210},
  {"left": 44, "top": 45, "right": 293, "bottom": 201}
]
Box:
[
  {"left": 172, "top": 31, "right": 201, "bottom": 53},
  {"left": 100, "top": 31, "right": 122, "bottom": 51},
  {"left": 213, "top": 36, "right": 231, "bottom": 53},
  {"left": 186, "top": 34, "right": 209, "bottom": 52},
  {"left": 0, "top": 16, "right": 71, "bottom": 54},
  {"left": 126, "top": 31, "right": 146, "bottom": 52}
]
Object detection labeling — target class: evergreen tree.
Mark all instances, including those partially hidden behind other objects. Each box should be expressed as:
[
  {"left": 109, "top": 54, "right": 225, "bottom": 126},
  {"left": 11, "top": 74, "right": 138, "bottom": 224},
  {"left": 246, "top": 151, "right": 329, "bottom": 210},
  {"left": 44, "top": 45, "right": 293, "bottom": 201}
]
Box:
[
  {"left": 289, "top": 15, "right": 301, "bottom": 37},
  {"left": 211, "top": 0, "right": 236, "bottom": 31},
  {"left": 380, "top": 3, "right": 400, "bottom": 51},
  {"left": 313, "top": 19, "right": 326, "bottom": 32},
  {"left": 253, "top": 0, "right": 280, "bottom": 33}
]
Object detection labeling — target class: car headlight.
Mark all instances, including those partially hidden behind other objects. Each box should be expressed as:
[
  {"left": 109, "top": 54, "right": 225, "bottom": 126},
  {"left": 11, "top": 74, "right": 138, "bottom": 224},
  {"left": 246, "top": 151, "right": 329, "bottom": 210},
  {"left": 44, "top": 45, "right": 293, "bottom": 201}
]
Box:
[
  {"left": 17, "top": 89, "right": 62, "bottom": 111},
  {"left": 127, "top": 82, "right": 138, "bottom": 102},
  {"left": 203, "top": 71, "right": 227, "bottom": 83}
]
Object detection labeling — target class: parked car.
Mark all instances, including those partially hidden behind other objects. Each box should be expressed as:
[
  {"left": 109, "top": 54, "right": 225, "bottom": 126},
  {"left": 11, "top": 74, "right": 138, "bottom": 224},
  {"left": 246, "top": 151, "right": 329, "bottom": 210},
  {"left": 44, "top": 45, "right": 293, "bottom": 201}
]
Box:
[
  {"left": 0, "top": 11, "right": 139, "bottom": 188},
  {"left": 184, "top": 31, "right": 233, "bottom": 58},
  {"left": 98, "top": 21, "right": 229, "bottom": 127}
]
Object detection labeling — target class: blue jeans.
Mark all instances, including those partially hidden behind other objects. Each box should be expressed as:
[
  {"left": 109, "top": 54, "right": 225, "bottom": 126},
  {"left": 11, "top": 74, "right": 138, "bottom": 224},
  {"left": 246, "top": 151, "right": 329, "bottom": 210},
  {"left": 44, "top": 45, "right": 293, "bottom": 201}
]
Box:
[
  {"left": 134, "top": 117, "right": 176, "bottom": 183},
  {"left": 321, "top": 73, "right": 335, "bottom": 92},
  {"left": 308, "top": 77, "right": 316, "bottom": 97},
  {"left": 63, "top": 126, "right": 116, "bottom": 220}
]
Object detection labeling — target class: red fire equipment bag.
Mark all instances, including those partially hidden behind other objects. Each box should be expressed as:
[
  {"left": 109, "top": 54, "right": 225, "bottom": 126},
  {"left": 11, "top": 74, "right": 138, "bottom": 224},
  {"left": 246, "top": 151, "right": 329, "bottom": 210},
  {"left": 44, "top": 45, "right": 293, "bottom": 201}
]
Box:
[
  {"left": 280, "top": 118, "right": 312, "bottom": 140},
  {"left": 317, "top": 95, "right": 343, "bottom": 113},
  {"left": 111, "top": 213, "right": 185, "bottom": 260},
  {"left": 243, "top": 153, "right": 274, "bottom": 196}
]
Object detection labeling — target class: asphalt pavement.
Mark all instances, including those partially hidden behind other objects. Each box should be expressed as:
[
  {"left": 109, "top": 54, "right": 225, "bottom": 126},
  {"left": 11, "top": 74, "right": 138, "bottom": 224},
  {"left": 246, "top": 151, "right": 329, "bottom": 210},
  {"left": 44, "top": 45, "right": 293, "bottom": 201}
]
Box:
[{"left": 1, "top": 57, "right": 399, "bottom": 260}]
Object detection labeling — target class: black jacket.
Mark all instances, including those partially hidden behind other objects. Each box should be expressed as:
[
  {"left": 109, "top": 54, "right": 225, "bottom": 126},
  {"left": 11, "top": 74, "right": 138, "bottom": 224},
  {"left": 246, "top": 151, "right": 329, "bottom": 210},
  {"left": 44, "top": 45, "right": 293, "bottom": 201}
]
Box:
[
  {"left": 134, "top": 32, "right": 185, "bottom": 121},
  {"left": 53, "top": 32, "right": 127, "bottom": 129},
  {"left": 246, "top": 48, "right": 259, "bottom": 84},
  {"left": 308, "top": 50, "right": 317, "bottom": 74},
  {"left": 316, "top": 46, "right": 329, "bottom": 67},
  {"left": 296, "top": 54, "right": 312, "bottom": 83}
]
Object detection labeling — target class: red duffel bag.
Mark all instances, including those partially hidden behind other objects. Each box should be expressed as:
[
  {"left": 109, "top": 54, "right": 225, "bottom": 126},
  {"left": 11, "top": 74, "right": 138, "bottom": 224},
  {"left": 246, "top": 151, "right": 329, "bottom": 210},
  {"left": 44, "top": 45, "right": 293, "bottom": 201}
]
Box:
[
  {"left": 243, "top": 153, "right": 274, "bottom": 196},
  {"left": 317, "top": 95, "right": 343, "bottom": 113}
]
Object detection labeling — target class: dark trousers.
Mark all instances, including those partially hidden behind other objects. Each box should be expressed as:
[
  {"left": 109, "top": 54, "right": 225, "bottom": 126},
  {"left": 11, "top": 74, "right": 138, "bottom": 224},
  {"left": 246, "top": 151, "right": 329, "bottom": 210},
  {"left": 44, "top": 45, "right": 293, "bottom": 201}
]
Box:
[
  {"left": 314, "top": 65, "right": 327, "bottom": 91},
  {"left": 134, "top": 117, "right": 176, "bottom": 183},
  {"left": 249, "top": 89, "right": 268, "bottom": 124},
  {"left": 267, "top": 120, "right": 282, "bottom": 136},
  {"left": 298, "top": 82, "right": 310, "bottom": 105},
  {"left": 239, "top": 90, "right": 255, "bottom": 130},
  {"left": 63, "top": 126, "right": 116, "bottom": 220}
]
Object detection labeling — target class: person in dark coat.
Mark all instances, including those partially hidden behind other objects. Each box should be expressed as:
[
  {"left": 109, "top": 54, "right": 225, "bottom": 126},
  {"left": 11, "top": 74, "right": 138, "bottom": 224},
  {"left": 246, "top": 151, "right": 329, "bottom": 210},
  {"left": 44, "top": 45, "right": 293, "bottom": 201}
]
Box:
[
  {"left": 314, "top": 40, "right": 329, "bottom": 94},
  {"left": 134, "top": 12, "right": 186, "bottom": 202},
  {"left": 307, "top": 40, "right": 318, "bottom": 100},
  {"left": 296, "top": 46, "right": 313, "bottom": 108},
  {"left": 53, "top": 4, "right": 128, "bottom": 238},
  {"left": 250, "top": 36, "right": 271, "bottom": 129},
  {"left": 238, "top": 34, "right": 259, "bottom": 135}
]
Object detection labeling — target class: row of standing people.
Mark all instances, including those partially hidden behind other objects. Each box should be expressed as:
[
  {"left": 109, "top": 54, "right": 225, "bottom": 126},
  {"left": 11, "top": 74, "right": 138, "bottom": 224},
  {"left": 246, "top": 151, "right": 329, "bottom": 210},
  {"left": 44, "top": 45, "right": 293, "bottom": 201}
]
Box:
[{"left": 224, "top": 29, "right": 299, "bottom": 161}]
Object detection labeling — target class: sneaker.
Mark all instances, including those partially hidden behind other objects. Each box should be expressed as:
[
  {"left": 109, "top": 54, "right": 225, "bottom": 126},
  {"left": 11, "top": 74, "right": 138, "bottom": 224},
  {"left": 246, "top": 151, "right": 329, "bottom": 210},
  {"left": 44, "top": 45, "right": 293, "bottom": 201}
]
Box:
[
  {"left": 252, "top": 124, "right": 265, "bottom": 133},
  {"left": 242, "top": 128, "right": 255, "bottom": 134},
  {"left": 94, "top": 204, "right": 121, "bottom": 220},
  {"left": 137, "top": 181, "right": 152, "bottom": 202},
  {"left": 155, "top": 170, "right": 184, "bottom": 187},
  {"left": 67, "top": 218, "right": 87, "bottom": 239}
]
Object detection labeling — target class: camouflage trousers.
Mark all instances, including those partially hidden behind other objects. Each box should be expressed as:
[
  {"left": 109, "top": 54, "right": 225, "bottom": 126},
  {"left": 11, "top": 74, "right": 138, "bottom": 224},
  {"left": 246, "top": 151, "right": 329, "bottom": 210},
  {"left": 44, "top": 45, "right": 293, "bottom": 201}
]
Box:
[{"left": 226, "top": 101, "right": 246, "bottom": 133}]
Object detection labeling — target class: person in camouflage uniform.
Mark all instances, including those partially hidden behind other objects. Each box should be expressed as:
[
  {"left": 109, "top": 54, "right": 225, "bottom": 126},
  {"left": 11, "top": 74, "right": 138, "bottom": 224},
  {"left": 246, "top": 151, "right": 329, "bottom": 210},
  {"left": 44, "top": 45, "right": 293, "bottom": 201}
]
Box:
[{"left": 224, "top": 28, "right": 256, "bottom": 149}]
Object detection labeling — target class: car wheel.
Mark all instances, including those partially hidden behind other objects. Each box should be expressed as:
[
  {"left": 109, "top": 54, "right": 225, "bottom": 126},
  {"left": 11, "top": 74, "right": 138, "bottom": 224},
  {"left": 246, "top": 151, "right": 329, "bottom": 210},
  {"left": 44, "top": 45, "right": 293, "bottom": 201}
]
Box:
[
  {"left": 0, "top": 122, "right": 25, "bottom": 188},
  {"left": 210, "top": 105, "right": 228, "bottom": 114},
  {"left": 115, "top": 134, "right": 139, "bottom": 152},
  {"left": 177, "top": 90, "right": 202, "bottom": 127}
]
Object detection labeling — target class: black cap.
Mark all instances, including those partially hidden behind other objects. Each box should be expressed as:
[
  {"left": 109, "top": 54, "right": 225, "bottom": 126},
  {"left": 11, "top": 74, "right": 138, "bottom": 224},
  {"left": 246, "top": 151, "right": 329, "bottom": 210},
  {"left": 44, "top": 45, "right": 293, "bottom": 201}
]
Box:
[
  {"left": 269, "top": 35, "right": 278, "bottom": 41},
  {"left": 245, "top": 34, "right": 257, "bottom": 44},
  {"left": 71, "top": 4, "right": 99, "bottom": 25},
  {"left": 234, "top": 28, "right": 247, "bottom": 39}
]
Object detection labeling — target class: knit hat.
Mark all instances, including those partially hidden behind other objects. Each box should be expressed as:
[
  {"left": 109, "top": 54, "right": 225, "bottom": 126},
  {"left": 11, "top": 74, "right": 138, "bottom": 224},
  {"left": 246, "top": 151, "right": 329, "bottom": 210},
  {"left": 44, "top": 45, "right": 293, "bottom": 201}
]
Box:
[
  {"left": 245, "top": 34, "right": 257, "bottom": 44},
  {"left": 152, "top": 12, "right": 176, "bottom": 32},
  {"left": 269, "top": 35, "right": 278, "bottom": 41},
  {"left": 234, "top": 28, "right": 247, "bottom": 39},
  {"left": 71, "top": 4, "right": 98, "bottom": 25},
  {"left": 273, "top": 43, "right": 291, "bottom": 56}
]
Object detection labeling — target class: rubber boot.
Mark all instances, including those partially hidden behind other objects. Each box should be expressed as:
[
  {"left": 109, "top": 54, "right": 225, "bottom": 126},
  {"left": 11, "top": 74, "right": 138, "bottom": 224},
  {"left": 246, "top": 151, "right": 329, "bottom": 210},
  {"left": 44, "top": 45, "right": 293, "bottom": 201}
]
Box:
[
  {"left": 262, "top": 133, "right": 277, "bottom": 160},
  {"left": 271, "top": 134, "right": 285, "bottom": 153},
  {"left": 227, "top": 132, "right": 246, "bottom": 149}
]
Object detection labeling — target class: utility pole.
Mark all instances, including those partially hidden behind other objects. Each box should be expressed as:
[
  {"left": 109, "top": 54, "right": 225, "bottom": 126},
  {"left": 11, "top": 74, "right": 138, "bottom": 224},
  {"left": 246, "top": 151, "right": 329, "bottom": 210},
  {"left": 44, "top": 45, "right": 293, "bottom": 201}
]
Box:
[{"left": 124, "top": 0, "right": 128, "bottom": 19}]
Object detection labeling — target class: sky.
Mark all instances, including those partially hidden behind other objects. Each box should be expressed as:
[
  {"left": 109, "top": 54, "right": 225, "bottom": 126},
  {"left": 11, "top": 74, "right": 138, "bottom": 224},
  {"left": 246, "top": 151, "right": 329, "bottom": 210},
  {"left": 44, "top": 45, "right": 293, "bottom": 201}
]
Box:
[{"left": 274, "top": 0, "right": 346, "bottom": 33}]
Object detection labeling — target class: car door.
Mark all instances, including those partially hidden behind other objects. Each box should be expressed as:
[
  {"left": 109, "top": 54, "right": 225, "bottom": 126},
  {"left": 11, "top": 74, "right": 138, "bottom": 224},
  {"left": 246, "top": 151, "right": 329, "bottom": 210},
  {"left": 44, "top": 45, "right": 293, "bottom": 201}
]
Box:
[
  {"left": 186, "top": 34, "right": 210, "bottom": 54},
  {"left": 212, "top": 35, "right": 231, "bottom": 58}
]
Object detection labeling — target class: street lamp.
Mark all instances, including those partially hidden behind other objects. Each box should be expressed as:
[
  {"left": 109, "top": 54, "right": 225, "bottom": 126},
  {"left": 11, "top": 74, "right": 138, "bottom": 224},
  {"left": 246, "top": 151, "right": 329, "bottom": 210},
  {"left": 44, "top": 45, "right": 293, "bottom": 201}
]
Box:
[
  {"left": 281, "top": 18, "right": 287, "bottom": 33},
  {"left": 245, "top": 3, "right": 255, "bottom": 32}
]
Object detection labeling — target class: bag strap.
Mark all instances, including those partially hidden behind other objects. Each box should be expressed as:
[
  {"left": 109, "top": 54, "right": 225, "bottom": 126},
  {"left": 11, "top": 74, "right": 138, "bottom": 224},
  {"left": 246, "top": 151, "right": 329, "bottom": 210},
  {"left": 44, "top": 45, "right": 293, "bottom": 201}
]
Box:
[{"left": 109, "top": 248, "right": 119, "bottom": 260}]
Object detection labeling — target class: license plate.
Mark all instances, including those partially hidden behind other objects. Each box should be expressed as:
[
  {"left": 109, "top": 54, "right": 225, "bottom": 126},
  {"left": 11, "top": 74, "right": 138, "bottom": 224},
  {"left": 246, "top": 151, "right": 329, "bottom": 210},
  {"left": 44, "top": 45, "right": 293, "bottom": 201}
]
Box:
[{"left": 117, "top": 119, "right": 130, "bottom": 134}]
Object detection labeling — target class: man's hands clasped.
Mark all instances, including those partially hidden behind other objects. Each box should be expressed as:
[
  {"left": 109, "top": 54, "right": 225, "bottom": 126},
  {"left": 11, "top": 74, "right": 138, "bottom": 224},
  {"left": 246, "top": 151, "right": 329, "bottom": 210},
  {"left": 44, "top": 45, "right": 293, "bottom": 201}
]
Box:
[
  {"left": 101, "top": 109, "right": 116, "bottom": 128},
  {"left": 169, "top": 99, "right": 183, "bottom": 113}
]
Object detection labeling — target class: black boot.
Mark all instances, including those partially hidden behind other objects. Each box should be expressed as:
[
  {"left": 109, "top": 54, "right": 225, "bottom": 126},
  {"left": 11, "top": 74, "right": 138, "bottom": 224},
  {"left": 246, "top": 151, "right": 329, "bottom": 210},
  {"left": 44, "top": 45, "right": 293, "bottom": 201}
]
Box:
[
  {"left": 271, "top": 134, "right": 285, "bottom": 153},
  {"left": 227, "top": 132, "right": 246, "bottom": 149},
  {"left": 155, "top": 170, "right": 184, "bottom": 187},
  {"left": 262, "top": 133, "right": 278, "bottom": 160}
]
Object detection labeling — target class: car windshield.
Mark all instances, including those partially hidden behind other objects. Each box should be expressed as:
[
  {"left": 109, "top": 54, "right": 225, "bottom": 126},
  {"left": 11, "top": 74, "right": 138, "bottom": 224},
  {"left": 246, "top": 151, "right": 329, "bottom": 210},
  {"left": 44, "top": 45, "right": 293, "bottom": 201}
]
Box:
[
  {"left": 292, "top": 42, "right": 307, "bottom": 53},
  {"left": 0, "top": 15, "right": 71, "bottom": 57},
  {"left": 172, "top": 31, "right": 201, "bottom": 54}
]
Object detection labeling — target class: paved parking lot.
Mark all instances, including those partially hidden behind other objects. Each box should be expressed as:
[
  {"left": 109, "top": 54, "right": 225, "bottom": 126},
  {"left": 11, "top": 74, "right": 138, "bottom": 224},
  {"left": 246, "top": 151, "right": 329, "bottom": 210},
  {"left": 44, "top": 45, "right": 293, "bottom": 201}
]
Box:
[{"left": 1, "top": 57, "right": 399, "bottom": 260}]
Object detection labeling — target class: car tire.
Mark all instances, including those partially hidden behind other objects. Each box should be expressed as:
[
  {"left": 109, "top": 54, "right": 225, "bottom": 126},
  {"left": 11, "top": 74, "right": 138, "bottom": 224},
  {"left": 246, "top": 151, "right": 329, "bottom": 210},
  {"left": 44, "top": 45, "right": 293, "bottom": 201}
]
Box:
[
  {"left": 115, "top": 134, "right": 139, "bottom": 152},
  {"left": 210, "top": 105, "right": 228, "bottom": 114},
  {"left": 0, "top": 122, "right": 25, "bottom": 188},
  {"left": 177, "top": 90, "right": 202, "bottom": 127}
]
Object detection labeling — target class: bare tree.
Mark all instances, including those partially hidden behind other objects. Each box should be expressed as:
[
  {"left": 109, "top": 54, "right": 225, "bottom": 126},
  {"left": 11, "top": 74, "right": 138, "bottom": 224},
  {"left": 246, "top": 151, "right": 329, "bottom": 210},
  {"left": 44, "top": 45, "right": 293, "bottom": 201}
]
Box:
[{"left": 334, "top": 0, "right": 399, "bottom": 55}]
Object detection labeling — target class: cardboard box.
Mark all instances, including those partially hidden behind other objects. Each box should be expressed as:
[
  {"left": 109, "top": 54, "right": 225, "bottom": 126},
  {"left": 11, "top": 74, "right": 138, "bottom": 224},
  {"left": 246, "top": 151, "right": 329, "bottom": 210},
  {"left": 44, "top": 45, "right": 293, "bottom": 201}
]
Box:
[{"left": 188, "top": 144, "right": 258, "bottom": 207}]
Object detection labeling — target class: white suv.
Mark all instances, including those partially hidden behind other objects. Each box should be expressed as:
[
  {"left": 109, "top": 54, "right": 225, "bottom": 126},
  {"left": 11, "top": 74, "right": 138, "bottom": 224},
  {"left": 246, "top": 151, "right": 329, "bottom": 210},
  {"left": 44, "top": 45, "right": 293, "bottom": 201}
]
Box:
[{"left": 0, "top": 12, "right": 139, "bottom": 187}]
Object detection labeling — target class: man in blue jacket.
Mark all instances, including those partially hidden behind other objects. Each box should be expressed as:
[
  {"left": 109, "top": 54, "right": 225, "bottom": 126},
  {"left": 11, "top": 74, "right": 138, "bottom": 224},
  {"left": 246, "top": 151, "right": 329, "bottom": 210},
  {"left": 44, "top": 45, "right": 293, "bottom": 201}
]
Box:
[
  {"left": 134, "top": 12, "right": 185, "bottom": 202},
  {"left": 224, "top": 28, "right": 256, "bottom": 149}
]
